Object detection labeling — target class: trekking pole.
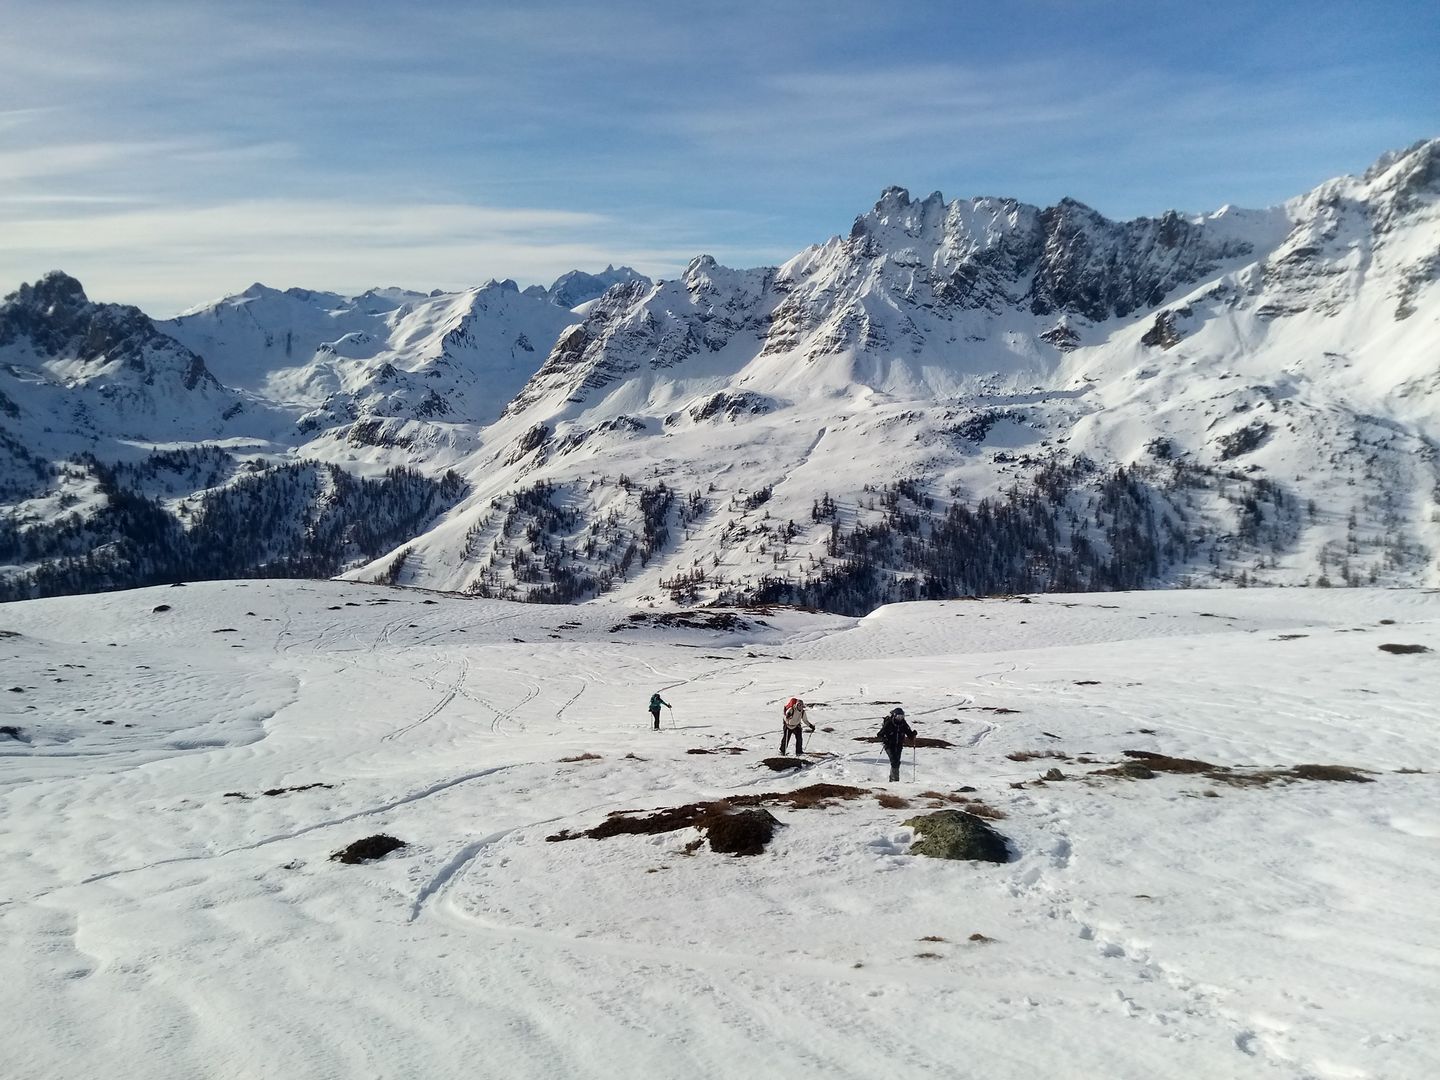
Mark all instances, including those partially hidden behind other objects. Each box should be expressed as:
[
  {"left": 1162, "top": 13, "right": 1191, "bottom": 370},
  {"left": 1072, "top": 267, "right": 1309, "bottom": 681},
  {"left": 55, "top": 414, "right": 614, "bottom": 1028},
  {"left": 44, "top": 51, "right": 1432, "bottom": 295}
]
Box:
[
  {"left": 669, "top": 705, "right": 676, "bottom": 730},
  {"left": 912, "top": 740, "right": 918, "bottom": 782}
]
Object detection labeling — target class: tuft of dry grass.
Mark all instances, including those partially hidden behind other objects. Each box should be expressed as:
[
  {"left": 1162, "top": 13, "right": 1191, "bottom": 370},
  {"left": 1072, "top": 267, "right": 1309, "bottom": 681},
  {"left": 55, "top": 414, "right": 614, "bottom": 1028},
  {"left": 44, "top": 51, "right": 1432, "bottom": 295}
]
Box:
[
  {"left": 968, "top": 933, "right": 993, "bottom": 943},
  {"left": 1287, "top": 763, "right": 1374, "bottom": 783},
  {"left": 918, "top": 935, "right": 947, "bottom": 943},
  {"left": 876, "top": 793, "right": 911, "bottom": 809},
  {"left": 1007, "top": 749, "right": 1070, "bottom": 763},
  {"left": 559, "top": 753, "right": 601, "bottom": 763},
  {"left": 914, "top": 952, "right": 944, "bottom": 960}
]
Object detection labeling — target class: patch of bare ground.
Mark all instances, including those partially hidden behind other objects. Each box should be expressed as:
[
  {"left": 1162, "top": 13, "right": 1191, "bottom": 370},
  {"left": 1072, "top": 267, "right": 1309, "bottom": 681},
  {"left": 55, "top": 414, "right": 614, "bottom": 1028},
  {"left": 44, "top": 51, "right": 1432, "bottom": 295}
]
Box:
[
  {"left": 914, "top": 952, "right": 944, "bottom": 960},
  {"left": 1379, "top": 643, "right": 1431, "bottom": 654},
  {"left": 686, "top": 746, "right": 747, "bottom": 755},
  {"left": 226, "top": 783, "right": 334, "bottom": 800},
  {"left": 968, "top": 933, "right": 994, "bottom": 943},
  {"left": 1007, "top": 749, "right": 1070, "bottom": 763},
  {"left": 918, "top": 935, "right": 947, "bottom": 943},
  {"left": 762, "top": 756, "right": 806, "bottom": 770},
  {"left": 853, "top": 736, "right": 955, "bottom": 749},
  {"left": 559, "top": 753, "right": 602, "bottom": 763},
  {"left": 876, "top": 793, "right": 911, "bottom": 809},
  {"left": 331, "top": 835, "right": 405, "bottom": 864},
  {"left": 1090, "top": 751, "right": 1375, "bottom": 786},
  {"left": 733, "top": 783, "right": 870, "bottom": 810},
  {"left": 548, "top": 784, "right": 873, "bottom": 851}
]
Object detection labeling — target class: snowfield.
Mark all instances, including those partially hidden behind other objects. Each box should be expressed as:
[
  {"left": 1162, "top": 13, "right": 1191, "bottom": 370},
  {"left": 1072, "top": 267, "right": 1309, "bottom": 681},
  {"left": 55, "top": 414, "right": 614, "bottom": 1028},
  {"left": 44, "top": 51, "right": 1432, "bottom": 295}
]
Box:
[{"left": 2, "top": 582, "right": 1437, "bottom": 1079}]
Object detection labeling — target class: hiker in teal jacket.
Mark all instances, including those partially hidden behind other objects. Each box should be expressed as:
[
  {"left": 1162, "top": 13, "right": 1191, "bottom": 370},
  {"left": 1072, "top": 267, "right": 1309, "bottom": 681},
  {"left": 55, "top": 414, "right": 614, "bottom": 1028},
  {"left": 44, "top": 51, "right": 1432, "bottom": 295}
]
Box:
[{"left": 649, "top": 692, "right": 671, "bottom": 730}]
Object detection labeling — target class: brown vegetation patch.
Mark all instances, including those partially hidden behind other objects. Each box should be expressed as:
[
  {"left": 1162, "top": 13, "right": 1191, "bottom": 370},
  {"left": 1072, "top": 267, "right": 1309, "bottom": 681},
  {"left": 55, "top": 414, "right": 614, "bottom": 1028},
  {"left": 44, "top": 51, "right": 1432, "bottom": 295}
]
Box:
[
  {"left": 1379, "top": 643, "right": 1431, "bottom": 654},
  {"left": 762, "top": 756, "right": 806, "bottom": 770},
  {"left": 915, "top": 952, "right": 944, "bottom": 960},
  {"left": 686, "top": 746, "right": 747, "bottom": 755},
  {"left": 702, "top": 807, "right": 781, "bottom": 856},
  {"left": 969, "top": 933, "right": 993, "bottom": 943},
  {"left": 1007, "top": 750, "right": 1071, "bottom": 762},
  {"left": 918, "top": 935, "right": 947, "bottom": 943},
  {"left": 559, "top": 753, "right": 602, "bottom": 763},
  {"left": 1122, "top": 750, "right": 1216, "bottom": 773},
  {"left": 549, "top": 783, "right": 870, "bottom": 848},
  {"left": 1283, "top": 764, "right": 1374, "bottom": 783},
  {"left": 548, "top": 799, "right": 785, "bottom": 855},
  {"left": 732, "top": 783, "right": 870, "bottom": 810},
  {"left": 853, "top": 736, "right": 955, "bottom": 749},
  {"left": 876, "top": 794, "right": 911, "bottom": 809},
  {"left": 1091, "top": 752, "right": 1376, "bottom": 788},
  {"left": 331, "top": 834, "right": 406, "bottom": 864}
]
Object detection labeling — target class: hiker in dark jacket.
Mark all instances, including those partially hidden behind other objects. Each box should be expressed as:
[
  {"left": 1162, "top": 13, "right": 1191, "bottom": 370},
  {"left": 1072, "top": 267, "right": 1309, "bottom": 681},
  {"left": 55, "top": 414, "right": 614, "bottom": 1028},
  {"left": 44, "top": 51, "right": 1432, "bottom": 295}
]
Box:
[
  {"left": 780, "top": 697, "right": 816, "bottom": 755},
  {"left": 878, "top": 707, "right": 916, "bottom": 782},
  {"left": 649, "top": 692, "right": 671, "bottom": 730}
]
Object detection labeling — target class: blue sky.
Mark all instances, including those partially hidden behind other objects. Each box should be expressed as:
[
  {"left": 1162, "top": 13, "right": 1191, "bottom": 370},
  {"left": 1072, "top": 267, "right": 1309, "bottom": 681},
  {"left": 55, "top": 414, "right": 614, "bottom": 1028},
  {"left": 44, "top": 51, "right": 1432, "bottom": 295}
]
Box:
[{"left": 2, "top": 0, "right": 1436, "bottom": 314}]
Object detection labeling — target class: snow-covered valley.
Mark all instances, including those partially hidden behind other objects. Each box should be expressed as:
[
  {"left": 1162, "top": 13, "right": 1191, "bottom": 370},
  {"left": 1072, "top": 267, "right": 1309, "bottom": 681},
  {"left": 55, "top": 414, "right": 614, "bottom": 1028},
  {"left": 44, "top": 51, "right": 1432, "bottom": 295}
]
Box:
[{"left": 3, "top": 582, "right": 1437, "bottom": 1079}]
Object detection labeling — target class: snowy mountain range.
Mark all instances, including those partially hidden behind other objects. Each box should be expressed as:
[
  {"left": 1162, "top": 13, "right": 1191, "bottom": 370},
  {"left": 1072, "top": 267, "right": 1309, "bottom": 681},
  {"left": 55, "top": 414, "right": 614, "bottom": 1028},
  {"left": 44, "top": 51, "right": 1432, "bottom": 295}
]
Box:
[{"left": 1, "top": 140, "right": 1437, "bottom": 605}]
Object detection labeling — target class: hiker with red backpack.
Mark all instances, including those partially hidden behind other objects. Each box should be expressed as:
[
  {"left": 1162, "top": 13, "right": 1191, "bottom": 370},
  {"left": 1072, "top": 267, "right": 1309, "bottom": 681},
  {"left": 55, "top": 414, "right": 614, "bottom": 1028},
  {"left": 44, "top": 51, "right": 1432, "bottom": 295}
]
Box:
[{"left": 781, "top": 697, "right": 816, "bottom": 755}]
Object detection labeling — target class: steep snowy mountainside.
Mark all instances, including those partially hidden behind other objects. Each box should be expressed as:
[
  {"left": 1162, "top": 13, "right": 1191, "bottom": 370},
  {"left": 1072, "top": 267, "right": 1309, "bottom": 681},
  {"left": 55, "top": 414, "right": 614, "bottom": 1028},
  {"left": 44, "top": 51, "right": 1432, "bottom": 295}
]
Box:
[
  {"left": 163, "top": 279, "right": 582, "bottom": 430},
  {"left": 0, "top": 262, "right": 659, "bottom": 600},
  {"left": 360, "top": 139, "right": 1440, "bottom": 604}
]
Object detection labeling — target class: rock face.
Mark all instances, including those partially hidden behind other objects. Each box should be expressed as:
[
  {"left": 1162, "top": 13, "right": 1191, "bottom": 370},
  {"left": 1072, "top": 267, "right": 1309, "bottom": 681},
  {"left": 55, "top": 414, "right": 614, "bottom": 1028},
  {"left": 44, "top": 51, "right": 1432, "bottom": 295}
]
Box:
[
  {"left": 902, "top": 810, "right": 1010, "bottom": 863},
  {"left": 1, "top": 271, "right": 222, "bottom": 396}
]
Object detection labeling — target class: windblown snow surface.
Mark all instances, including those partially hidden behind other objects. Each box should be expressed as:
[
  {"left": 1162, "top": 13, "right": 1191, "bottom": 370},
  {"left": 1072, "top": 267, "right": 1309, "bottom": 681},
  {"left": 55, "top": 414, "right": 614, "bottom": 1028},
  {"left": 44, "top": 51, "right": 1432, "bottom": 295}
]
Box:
[{"left": 2, "top": 582, "right": 1437, "bottom": 1079}]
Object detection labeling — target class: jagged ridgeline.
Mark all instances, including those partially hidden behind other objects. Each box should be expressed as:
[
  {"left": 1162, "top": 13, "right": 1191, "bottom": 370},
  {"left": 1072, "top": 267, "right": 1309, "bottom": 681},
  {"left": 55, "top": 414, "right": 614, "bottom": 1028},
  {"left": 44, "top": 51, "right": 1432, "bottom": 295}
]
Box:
[{"left": 0, "top": 448, "right": 464, "bottom": 601}]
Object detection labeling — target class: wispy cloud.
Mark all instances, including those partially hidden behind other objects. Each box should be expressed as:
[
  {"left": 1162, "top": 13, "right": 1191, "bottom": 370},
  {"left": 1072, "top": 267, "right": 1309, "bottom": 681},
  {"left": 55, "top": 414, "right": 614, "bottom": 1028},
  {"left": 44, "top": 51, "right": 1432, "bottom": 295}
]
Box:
[{"left": 0, "top": 196, "right": 715, "bottom": 314}]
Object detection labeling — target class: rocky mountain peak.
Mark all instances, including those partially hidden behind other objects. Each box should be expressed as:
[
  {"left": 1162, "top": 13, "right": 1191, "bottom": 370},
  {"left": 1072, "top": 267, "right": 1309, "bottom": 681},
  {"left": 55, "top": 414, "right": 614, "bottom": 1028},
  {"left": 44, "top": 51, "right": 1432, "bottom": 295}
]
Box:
[{"left": 3, "top": 270, "right": 89, "bottom": 316}]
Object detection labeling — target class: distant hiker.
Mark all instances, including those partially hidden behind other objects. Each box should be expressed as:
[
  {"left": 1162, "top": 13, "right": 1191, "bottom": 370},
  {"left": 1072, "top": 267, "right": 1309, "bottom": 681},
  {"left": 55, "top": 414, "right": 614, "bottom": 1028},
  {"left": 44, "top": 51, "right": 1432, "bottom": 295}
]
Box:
[
  {"left": 649, "top": 691, "right": 671, "bottom": 730},
  {"left": 877, "top": 707, "right": 916, "bottom": 782},
  {"left": 781, "top": 697, "right": 816, "bottom": 755}
]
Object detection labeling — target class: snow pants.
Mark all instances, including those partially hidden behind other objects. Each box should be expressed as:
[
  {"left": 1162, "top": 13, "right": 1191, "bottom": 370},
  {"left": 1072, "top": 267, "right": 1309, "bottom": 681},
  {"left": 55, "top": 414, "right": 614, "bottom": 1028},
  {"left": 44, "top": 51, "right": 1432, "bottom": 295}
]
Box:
[
  {"left": 885, "top": 742, "right": 903, "bottom": 782},
  {"left": 651, "top": 707, "right": 662, "bottom": 730},
  {"left": 781, "top": 725, "right": 805, "bottom": 755}
]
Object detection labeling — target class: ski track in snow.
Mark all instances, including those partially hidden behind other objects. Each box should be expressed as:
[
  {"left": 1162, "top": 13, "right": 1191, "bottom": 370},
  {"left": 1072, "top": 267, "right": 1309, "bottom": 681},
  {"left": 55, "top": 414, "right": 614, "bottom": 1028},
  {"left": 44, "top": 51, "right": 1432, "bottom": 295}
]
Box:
[{"left": 2, "top": 581, "right": 1438, "bottom": 1080}]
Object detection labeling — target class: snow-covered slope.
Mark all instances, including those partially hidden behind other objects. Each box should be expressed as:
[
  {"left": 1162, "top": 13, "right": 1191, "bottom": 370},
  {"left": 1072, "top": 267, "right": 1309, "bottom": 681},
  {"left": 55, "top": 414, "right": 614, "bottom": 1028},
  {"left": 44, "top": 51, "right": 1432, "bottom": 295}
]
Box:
[
  {"left": 0, "top": 268, "right": 646, "bottom": 599},
  {"left": 2, "top": 581, "right": 1437, "bottom": 1078},
  {"left": 363, "top": 139, "right": 1440, "bottom": 602}
]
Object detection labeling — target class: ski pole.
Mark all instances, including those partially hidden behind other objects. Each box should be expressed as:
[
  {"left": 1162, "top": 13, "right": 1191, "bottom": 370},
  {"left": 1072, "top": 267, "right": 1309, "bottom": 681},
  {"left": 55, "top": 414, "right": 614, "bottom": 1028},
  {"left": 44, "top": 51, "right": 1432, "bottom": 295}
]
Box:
[
  {"left": 912, "top": 740, "right": 917, "bottom": 782},
  {"left": 669, "top": 705, "right": 676, "bottom": 729}
]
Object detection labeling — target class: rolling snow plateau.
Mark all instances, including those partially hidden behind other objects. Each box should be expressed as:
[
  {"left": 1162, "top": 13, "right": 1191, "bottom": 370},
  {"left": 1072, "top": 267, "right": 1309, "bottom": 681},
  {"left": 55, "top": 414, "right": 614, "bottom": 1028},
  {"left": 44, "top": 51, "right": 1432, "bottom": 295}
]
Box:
[{"left": 2, "top": 581, "right": 1437, "bottom": 1079}]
